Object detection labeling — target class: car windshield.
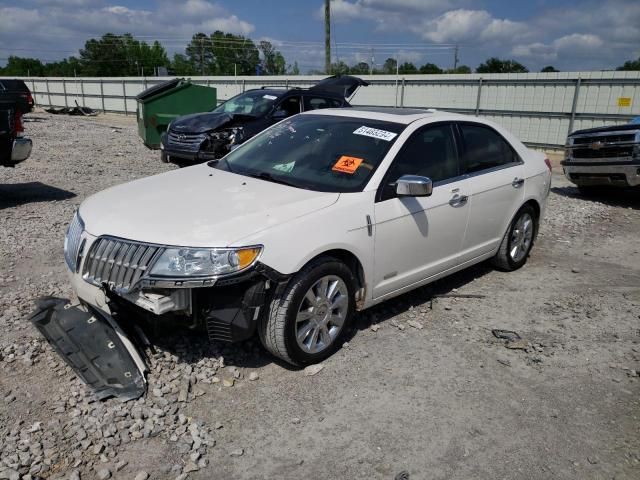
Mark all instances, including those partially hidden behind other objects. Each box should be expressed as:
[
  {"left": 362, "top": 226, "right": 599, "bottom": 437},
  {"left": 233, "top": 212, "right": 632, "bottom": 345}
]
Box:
[
  {"left": 212, "top": 90, "right": 278, "bottom": 117},
  {"left": 209, "top": 114, "right": 405, "bottom": 193}
]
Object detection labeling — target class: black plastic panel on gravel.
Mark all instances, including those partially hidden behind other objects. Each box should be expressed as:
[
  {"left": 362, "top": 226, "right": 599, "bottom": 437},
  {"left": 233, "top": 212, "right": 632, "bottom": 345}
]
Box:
[{"left": 29, "top": 297, "right": 146, "bottom": 401}]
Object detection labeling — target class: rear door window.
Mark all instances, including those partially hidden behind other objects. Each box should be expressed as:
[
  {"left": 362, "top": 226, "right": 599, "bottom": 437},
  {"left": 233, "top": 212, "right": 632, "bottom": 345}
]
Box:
[
  {"left": 303, "top": 96, "right": 343, "bottom": 111},
  {"left": 275, "top": 96, "right": 302, "bottom": 117},
  {"left": 458, "top": 123, "right": 520, "bottom": 174}
]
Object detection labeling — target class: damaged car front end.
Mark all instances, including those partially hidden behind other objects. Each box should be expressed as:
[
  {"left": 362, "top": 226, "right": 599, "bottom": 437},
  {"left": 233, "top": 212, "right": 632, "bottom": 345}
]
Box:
[
  {"left": 161, "top": 112, "right": 251, "bottom": 164},
  {"left": 33, "top": 210, "right": 289, "bottom": 401},
  {"left": 159, "top": 75, "right": 368, "bottom": 167}
]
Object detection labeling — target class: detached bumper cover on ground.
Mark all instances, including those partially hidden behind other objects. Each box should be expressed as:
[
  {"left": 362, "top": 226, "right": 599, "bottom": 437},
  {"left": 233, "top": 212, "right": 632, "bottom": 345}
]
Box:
[{"left": 30, "top": 297, "right": 147, "bottom": 401}]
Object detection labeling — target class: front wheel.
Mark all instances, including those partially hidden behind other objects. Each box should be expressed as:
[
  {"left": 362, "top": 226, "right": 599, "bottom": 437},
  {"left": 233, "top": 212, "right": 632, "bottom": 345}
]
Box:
[
  {"left": 491, "top": 204, "right": 537, "bottom": 271},
  {"left": 259, "top": 257, "right": 356, "bottom": 366}
]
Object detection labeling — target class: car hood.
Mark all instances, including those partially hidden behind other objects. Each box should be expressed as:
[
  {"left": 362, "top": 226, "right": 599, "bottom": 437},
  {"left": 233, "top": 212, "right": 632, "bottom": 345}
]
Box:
[
  {"left": 170, "top": 112, "right": 254, "bottom": 134},
  {"left": 80, "top": 165, "right": 339, "bottom": 247}
]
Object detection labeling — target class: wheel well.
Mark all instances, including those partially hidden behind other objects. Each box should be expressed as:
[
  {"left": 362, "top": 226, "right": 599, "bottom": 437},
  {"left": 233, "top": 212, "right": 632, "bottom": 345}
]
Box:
[
  {"left": 305, "top": 249, "right": 366, "bottom": 308},
  {"left": 523, "top": 199, "right": 541, "bottom": 236}
]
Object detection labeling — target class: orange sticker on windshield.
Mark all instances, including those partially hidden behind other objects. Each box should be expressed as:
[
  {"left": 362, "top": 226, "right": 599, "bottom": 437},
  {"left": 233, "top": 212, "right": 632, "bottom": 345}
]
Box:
[{"left": 332, "top": 155, "right": 363, "bottom": 174}]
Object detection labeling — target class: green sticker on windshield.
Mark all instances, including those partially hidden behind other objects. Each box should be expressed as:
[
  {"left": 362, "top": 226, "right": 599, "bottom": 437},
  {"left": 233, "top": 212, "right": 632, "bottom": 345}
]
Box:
[{"left": 272, "top": 161, "right": 295, "bottom": 173}]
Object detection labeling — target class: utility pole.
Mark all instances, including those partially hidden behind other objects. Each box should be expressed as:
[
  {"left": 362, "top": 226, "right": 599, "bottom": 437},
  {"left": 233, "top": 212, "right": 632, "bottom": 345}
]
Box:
[
  {"left": 325, "top": 0, "right": 331, "bottom": 74},
  {"left": 369, "top": 47, "right": 374, "bottom": 75},
  {"left": 453, "top": 45, "right": 459, "bottom": 70}
]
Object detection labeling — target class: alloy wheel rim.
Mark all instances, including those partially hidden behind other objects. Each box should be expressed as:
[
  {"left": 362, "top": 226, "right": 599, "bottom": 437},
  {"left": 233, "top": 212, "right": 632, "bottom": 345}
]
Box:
[
  {"left": 509, "top": 212, "right": 533, "bottom": 262},
  {"left": 295, "top": 275, "right": 349, "bottom": 354}
]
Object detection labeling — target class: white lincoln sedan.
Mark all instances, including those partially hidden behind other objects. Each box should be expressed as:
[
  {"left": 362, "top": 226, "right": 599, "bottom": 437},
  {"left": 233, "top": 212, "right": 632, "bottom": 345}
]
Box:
[{"left": 33, "top": 107, "right": 551, "bottom": 398}]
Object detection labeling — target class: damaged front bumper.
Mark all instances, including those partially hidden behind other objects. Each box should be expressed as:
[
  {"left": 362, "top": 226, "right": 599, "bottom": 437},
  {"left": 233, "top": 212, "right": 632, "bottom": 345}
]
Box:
[
  {"left": 160, "top": 128, "right": 243, "bottom": 165},
  {"left": 30, "top": 297, "right": 147, "bottom": 401},
  {"left": 32, "top": 262, "right": 287, "bottom": 400}
]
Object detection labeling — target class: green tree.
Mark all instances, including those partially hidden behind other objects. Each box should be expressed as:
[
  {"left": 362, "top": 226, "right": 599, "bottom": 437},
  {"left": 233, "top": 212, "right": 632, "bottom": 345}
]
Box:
[
  {"left": 287, "top": 61, "right": 300, "bottom": 75},
  {"left": 211, "top": 31, "right": 259, "bottom": 75},
  {"left": 445, "top": 65, "right": 471, "bottom": 74},
  {"left": 171, "top": 54, "right": 197, "bottom": 76},
  {"left": 419, "top": 63, "right": 443, "bottom": 74},
  {"left": 185, "top": 32, "right": 215, "bottom": 74},
  {"left": 476, "top": 57, "right": 528, "bottom": 73},
  {"left": 259, "top": 40, "right": 286, "bottom": 75},
  {"left": 350, "top": 62, "right": 370, "bottom": 75},
  {"left": 0, "top": 56, "right": 45, "bottom": 76},
  {"left": 398, "top": 62, "right": 418, "bottom": 74},
  {"left": 79, "top": 33, "right": 169, "bottom": 76},
  {"left": 44, "top": 57, "right": 83, "bottom": 76},
  {"left": 617, "top": 57, "right": 640, "bottom": 71},
  {"left": 541, "top": 65, "right": 559, "bottom": 72},
  {"left": 328, "top": 60, "right": 350, "bottom": 75},
  {"left": 382, "top": 57, "right": 397, "bottom": 74}
]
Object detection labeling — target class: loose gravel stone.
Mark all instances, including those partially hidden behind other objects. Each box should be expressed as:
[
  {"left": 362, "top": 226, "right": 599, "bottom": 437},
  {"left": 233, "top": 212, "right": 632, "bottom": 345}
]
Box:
[
  {"left": 96, "top": 468, "right": 111, "bottom": 480},
  {"left": 303, "top": 364, "right": 324, "bottom": 376},
  {"left": 229, "top": 448, "right": 244, "bottom": 457}
]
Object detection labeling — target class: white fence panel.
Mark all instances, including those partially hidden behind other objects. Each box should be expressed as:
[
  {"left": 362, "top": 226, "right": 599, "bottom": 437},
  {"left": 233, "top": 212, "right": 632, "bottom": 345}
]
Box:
[{"left": 6, "top": 72, "right": 640, "bottom": 147}]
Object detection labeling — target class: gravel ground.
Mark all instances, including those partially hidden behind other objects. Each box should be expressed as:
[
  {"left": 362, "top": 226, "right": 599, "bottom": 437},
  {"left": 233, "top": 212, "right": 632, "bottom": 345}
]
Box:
[{"left": 1, "top": 112, "right": 638, "bottom": 480}]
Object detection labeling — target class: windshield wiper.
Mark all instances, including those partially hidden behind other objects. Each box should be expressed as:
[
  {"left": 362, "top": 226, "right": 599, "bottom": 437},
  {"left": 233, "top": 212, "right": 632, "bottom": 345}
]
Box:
[{"left": 246, "top": 172, "right": 300, "bottom": 188}]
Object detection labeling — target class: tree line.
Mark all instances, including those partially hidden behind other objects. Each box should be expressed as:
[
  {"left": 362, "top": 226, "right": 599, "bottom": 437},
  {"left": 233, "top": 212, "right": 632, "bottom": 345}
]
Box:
[{"left": 1, "top": 31, "right": 639, "bottom": 77}]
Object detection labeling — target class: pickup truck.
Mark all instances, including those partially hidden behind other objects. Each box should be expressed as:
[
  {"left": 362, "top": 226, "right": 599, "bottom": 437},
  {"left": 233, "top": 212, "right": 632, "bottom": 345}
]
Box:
[
  {"left": 0, "top": 79, "right": 33, "bottom": 167},
  {"left": 563, "top": 123, "right": 640, "bottom": 193}
]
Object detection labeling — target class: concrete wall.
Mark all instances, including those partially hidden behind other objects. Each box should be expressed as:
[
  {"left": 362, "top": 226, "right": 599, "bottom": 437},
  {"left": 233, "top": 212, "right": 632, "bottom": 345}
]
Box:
[{"left": 6, "top": 71, "right": 640, "bottom": 147}]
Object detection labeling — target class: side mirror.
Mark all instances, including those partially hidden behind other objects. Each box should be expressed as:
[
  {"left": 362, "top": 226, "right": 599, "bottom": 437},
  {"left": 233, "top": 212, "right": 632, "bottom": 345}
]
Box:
[{"left": 395, "top": 175, "right": 433, "bottom": 197}]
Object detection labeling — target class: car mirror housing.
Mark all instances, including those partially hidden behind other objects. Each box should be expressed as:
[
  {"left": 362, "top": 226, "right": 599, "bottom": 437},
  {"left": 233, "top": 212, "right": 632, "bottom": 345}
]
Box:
[{"left": 395, "top": 175, "right": 433, "bottom": 197}]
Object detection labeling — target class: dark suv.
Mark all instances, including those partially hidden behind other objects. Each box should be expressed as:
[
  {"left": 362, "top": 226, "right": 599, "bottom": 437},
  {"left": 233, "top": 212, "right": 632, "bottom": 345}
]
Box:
[{"left": 160, "top": 75, "right": 367, "bottom": 166}]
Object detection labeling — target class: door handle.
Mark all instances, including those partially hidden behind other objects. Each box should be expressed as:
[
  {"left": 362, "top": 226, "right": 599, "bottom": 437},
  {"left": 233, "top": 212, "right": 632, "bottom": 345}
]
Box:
[
  {"left": 512, "top": 177, "right": 525, "bottom": 188},
  {"left": 449, "top": 194, "right": 468, "bottom": 207}
]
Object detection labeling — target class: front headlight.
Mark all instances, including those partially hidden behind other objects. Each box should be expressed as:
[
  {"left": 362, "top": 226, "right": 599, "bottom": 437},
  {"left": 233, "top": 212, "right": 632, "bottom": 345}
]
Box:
[
  {"left": 149, "top": 246, "right": 262, "bottom": 278},
  {"left": 564, "top": 137, "right": 574, "bottom": 160}
]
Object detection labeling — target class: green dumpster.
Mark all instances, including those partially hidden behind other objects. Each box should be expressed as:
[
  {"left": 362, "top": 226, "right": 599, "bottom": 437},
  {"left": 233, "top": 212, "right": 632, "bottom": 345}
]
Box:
[{"left": 136, "top": 78, "right": 216, "bottom": 149}]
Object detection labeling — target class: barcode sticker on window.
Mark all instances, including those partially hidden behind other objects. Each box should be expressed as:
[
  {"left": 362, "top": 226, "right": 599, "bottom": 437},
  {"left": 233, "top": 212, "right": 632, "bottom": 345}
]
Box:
[
  {"left": 353, "top": 126, "right": 397, "bottom": 141},
  {"left": 263, "top": 94, "right": 277, "bottom": 100}
]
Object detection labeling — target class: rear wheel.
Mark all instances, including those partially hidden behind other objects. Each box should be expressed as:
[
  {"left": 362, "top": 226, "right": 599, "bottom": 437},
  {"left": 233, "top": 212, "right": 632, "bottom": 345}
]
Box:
[
  {"left": 259, "top": 257, "right": 355, "bottom": 366},
  {"left": 491, "top": 204, "right": 537, "bottom": 271}
]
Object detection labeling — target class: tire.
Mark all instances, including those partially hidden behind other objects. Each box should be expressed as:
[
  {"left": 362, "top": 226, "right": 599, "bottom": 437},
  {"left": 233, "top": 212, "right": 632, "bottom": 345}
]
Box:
[
  {"left": 491, "top": 204, "right": 537, "bottom": 272},
  {"left": 259, "top": 257, "right": 356, "bottom": 366},
  {"left": 160, "top": 151, "right": 169, "bottom": 163}
]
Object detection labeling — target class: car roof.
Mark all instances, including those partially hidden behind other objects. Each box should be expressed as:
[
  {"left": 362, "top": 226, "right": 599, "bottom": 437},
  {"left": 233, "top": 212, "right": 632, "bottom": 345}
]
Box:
[
  {"left": 245, "top": 88, "right": 344, "bottom": 100},
  {"left": 301, "top": 106, "right": 470, "bottom": 125}
]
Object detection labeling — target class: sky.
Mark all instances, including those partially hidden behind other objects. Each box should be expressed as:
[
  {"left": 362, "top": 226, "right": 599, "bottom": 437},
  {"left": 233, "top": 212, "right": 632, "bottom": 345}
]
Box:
[{"left": 0, "top": 0, "right": 639, "bottom": 72}]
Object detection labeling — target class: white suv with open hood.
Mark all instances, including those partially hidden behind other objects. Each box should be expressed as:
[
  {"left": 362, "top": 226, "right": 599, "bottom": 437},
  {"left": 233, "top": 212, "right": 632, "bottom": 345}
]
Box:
[{"left": 32, "top": 107, "right": 551, "bottom": 399}]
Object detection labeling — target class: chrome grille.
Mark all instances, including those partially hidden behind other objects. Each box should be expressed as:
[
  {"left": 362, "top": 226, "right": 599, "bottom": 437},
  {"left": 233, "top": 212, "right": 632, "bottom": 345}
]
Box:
[
  {"left": 167, "top": 130, "right": 207, "bottom": 151},
  {"left": 567, "top": 130, "right": 639, "bottom": 161},
  {"left": 64, "top": 212, "right": 84, "bottom": 272},
  {"left": 82, "top": 237, "right": 164, "bottom": 293}
]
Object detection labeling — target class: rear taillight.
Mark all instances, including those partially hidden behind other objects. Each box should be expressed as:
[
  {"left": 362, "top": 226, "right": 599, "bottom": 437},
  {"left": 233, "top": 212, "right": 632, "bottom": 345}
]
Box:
[
  {"left": 544, "top": 158, "right": 552, "bottom": 172},
  {"left": 14, "top": 110, "right": 24, "bottom": 133},
  {"left": 27, "top": 92, "right": 34, "bottom": 106}
]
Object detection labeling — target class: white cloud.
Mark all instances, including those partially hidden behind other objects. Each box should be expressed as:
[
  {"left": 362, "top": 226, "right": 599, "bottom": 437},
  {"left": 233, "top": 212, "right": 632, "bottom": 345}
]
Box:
[
  {"left": 0, "top": 1, "right": 256, "bottom": 63},
  {"left": 416, "top": 9, "right": 528, "bottom": 44},
  {"left": 553, "top": 33, "right": 603, "bottom": 52},
  {"left": 512, "top": 33, "right": 605, "bottom": 65},
  {"left": 319, "top": 0, "right": 639, "bottom": 71},
  {"left": 511, "top": 42, "right": 557, "bottom": 61}
]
